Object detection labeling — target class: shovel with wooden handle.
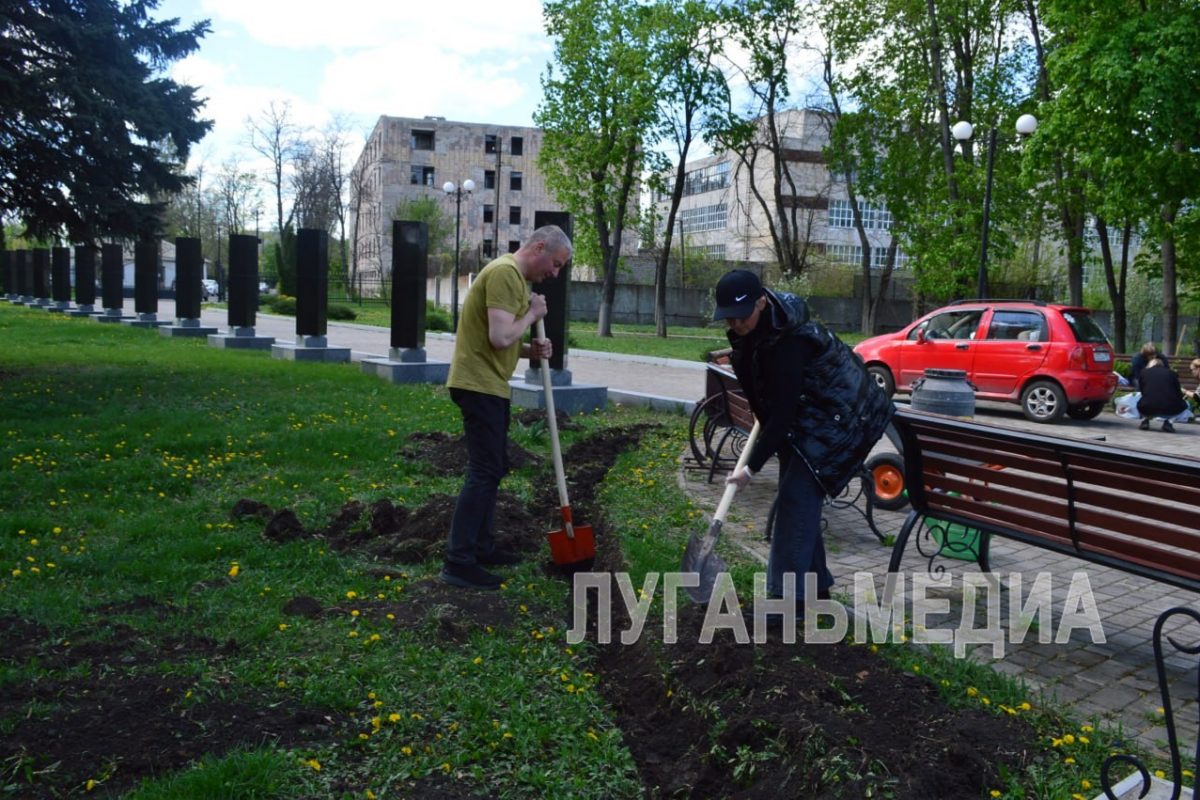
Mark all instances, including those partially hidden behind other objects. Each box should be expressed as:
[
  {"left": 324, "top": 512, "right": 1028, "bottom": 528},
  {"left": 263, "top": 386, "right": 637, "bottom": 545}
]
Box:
[{"left": 681, "top": 420, "right": 761, "bottom": 603}]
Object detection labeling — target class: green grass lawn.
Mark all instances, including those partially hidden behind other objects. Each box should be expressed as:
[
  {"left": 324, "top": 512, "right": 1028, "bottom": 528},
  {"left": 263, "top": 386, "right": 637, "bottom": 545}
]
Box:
[{"left": 0, "top": 305, "right": 1150, "bottom": 799}]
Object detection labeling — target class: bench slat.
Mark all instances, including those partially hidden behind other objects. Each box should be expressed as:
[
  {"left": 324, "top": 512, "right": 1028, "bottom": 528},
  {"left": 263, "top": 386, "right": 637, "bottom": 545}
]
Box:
[{"left": 893, "top": 408, "right": 1200, "bottom": 594}]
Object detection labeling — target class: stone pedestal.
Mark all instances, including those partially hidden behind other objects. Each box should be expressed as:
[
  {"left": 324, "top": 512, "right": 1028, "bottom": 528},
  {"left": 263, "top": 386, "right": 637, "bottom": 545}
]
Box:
[
  {"left": 123, "top": 312, "right": 172, "bottom": 329},
  {"left": 96, "top": 308, "right": 135, "bottom": 323},
  {"left": 66, "top": 304, "right": 98, "bottom": 318},
  {"left": 208, "top": 326, "right": 274, "bottom": 350},
  {"left": 510, "top": 369, "right": 608, "bottom": 415},
  {"left": 271, "top": 335, "right": 351, "bottom": 362},
  {"left": 361, "top": 347, "right": 449, "bottom": 384},
  {"left": 46, "top": 301, "right": 73, "bottom": 314},
  {"left": 161, "top": 318, "right": 219, "bottom": 338}
]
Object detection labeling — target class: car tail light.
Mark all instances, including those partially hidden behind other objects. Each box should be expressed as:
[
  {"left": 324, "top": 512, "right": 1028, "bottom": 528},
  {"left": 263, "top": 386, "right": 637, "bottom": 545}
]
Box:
[{"left": 1067, "top": 345, "right": 1086, "bottom": 371}]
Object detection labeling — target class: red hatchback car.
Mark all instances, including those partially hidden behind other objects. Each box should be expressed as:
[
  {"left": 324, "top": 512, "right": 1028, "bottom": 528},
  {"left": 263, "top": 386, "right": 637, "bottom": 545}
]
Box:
[{"left": 853, "top": 300, "right": 1118, "bottom": 423}]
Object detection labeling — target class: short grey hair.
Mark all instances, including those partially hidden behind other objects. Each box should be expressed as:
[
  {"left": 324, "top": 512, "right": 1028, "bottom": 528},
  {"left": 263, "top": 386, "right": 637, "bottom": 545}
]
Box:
[{"left": 527, "top": 225, "right": 573, "bottom": 259}]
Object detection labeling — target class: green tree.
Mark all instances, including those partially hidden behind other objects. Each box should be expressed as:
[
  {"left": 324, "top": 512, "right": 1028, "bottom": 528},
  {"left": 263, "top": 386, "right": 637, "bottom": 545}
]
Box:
[
  {"left": 1039, "top": 0, "right": 1200, "bottom": 354},
  {"left": 537, "top": 0, "right": 661, "bottom": 336},
  {"left": 392, "top": 197, "right": 454, "bottom": 268},
  {"left": 0, "top": 0, "right": 211, "bottom": 246},
  {"left": 647, "top": 0, "right": 726, "bottom": 338}
]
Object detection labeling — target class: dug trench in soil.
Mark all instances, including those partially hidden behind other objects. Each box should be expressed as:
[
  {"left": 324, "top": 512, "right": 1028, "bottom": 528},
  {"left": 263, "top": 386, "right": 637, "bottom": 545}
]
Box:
[
  {"left": 0, "top": 610, "right": 342, "bottom": 799},
  {"left": 554, "top": 426, "right": 1038, "bottom": 798}
]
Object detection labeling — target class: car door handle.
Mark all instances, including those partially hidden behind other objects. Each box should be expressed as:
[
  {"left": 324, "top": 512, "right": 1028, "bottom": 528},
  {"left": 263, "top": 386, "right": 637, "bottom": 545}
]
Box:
[
  {"left": 1025, "top": 344, "right": 1042, "bottom": 351},
  {"left": 955, "top": 343, "right": 969, "bottom": 350}
]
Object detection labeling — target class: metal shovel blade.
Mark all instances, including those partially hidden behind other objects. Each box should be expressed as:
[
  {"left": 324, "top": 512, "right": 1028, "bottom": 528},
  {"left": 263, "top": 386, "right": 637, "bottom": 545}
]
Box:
[{"left": 681, "top": 518, "right": 728, "bottom": 604}]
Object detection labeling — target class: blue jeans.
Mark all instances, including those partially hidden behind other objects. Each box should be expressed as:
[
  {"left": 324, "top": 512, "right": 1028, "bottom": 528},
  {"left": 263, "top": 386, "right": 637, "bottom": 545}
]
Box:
[
  {"left": 767, "top": 446, "right": 833, "bottom": 600},
  {"left": 446, "top": 388, "right": 510, "bottom": 566}
]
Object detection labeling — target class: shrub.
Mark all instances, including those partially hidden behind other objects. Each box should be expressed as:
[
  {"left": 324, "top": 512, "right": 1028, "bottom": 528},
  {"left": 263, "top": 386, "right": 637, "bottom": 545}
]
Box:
[
  {"left": 426, "top": 301, "right": 452, "bottom": 332},
  {"left": 327, "top": 304, "right": 357, "bottom": 321},
  {"left": 265, "top": 294, "right": 296, "bottom": 315}
]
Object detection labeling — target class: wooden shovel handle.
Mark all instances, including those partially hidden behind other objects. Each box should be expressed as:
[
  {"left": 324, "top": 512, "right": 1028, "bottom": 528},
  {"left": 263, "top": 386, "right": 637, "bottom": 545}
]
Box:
[
  {"left": 537, "top": 319, "right": 574, "bottom": 538},
  {"left": 713, "top": 421, "right": 761, "bottom": 524}
]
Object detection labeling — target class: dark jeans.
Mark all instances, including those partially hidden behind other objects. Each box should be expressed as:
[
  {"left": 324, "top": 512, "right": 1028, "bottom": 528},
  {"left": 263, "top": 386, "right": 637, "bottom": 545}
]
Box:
[
  {"left": 447, "top": 388, "right": 510, "bottom": 566},
  {"left": 767, "top": 446, "right": 833, "bottom": 599}
]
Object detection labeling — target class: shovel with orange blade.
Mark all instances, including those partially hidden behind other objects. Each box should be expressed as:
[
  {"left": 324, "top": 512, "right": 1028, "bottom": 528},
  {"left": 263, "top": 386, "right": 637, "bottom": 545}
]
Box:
[{"left": 537, "top": 320, "right": 596, "bottom": 569}]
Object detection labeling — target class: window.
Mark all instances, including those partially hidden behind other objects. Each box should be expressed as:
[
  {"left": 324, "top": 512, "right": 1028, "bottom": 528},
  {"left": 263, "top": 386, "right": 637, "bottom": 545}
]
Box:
[
  {"left": 509, "top": 206, "right": 521, "bottom": 225},
  {"left": 484, "top": 170, "right": 496, "bottom": 190},
  {"left": 679, "top": 161, "right": 730, "bottom": 197},
  {"left": 986, "top": 310, "right": 1047, "bottom": 341},
  {"left": 483, "top": 204, "right": 494, "bottom": 224},
  {"left": 510, "top": 171, "right": 523, "bottom": 191},
  {"left": 508, "top": 240, "right": 520, "bottom": 253},
  {"left": 828, "top": 199, "right": 894, "bottom": 230},
  {"left": 825, "top": 243, "right": 909, "bottom": 269},
  {"left": 510, "top": 136, "right": 523, "bottom": 156},
  {"left": 912, "top": 309, "right": 984, "bottom": 341},
  {"left": 410, "top": 129, "right": 434, "bottom": 151},
  {"left": 677, "top": 203, "right": 727, "bottom": 234},
  {"left": 484, "top": 134, "right": 498, "bottom": 154},
  {"left": 409, "top": 165, "right": 435, "bottom": 186},
  {"left": 483, "top": 239, "right": 494, "bottom": 258}
]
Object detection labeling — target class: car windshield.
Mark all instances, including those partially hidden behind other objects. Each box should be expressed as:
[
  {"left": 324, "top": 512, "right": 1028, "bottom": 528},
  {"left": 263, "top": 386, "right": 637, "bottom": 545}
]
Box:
[{"left": 1061, "top": 311, "right": 1110, "bottom": 344}]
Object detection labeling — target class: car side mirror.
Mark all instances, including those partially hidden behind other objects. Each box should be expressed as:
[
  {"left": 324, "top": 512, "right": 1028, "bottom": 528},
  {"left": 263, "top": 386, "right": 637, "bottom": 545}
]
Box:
[{"left": 916, "top": 328, "right": 927, "bottom": 344}]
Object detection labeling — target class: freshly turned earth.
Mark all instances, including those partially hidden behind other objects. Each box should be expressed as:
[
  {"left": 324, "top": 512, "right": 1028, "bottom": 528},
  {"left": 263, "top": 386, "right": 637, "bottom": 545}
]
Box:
[{"left": 0, "top": 417, "right": 1035, "bottom": 798}]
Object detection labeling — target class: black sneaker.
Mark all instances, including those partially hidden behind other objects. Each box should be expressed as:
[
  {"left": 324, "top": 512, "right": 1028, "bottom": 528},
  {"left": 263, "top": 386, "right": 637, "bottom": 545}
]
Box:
[
  {"left": 1139, "top": 418, "right": 1151, "bottom": 430},
  {"left": 477, "top": 548, "right": 522, "bottom": 566},
  {"left": 440, "top": 562, "right": 503, "bottom": 590},
  {"left": 1162, "top": 420, "right": 1176, "bottom": 433}
]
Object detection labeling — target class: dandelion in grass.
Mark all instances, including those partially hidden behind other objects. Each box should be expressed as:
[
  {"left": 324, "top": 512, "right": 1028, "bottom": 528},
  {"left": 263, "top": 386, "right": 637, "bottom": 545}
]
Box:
[{"left": 304, "top": 759, "right": 321, "bottom": 771}]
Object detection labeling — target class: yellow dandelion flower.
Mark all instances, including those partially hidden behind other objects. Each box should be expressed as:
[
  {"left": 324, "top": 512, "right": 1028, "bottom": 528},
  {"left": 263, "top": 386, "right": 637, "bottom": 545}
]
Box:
[
  {"left": 990, "top": 792, "right": 1001, "bottom": 798},
  {"left": 278, "top": 623, "right": 289, "bottom": 631},
  {"left": 351, "top": 609, "right": 360, "bottom": 617},
  {"left": 1020, "top": 702, "right": 1032, "bottom": 711},
  {"left": 386, "top": 613, "right": 395, "bottom": 620},
  {"left": 366, "top": 791, "right": 377, "bottom": 800},
  {"left": 228, "top": 563, "right": 239, "bottom": 578},
  {"left": 358, "top": 732, "right": 369, "bottom": 740},
  {"left": 369, "top": 633, "right": 380, "bottom": 642},
  {"left": 348, "top": 631, "right": 359, "bottom": 638},
  {"left": 1080, "top": 779, "right": 1092, "bottom": 790},
  {"left": 1063, "top": 734, "right": 1075, "bottom": 745},
  {"left": 473, "top": 656, "right": 483, "bottom": 665},
  {"left": 1064, "top": 757, "right": 1075, "bottom": 764},
  {"left": 401, "top": 746, "right": 413, "bottom": 756},
  {"left": 967, "top": 687, "right": 979, "bottom": 697},
  {"left": 305, "top": 758, "right": 321, "bottom": 771},
  {"left": 411, "top": 712, "right": 422, "bottom": 720},
  {"left": 86, "top": 779, "right": 96, "bottom": 791},
  {"left": 389, "top": 713, "right": 401, "bottom": 723},
  {"left": 441, "top": 762, "right": 451, "bottom": 773},
  {"left": 347, "top": 591, "right": 358, "bottom": 599}
]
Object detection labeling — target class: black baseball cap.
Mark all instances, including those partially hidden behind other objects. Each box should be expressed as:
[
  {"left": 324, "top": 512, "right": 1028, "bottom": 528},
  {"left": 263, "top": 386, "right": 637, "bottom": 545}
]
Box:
[{"left": 713, "top": 269, "right": 763, "bottom": 320}]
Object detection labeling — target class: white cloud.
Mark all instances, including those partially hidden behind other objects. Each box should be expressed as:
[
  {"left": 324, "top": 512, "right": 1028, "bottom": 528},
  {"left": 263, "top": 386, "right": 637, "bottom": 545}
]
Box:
[{"left": 197, "top": 0, "right": 549, "bottom": 52}]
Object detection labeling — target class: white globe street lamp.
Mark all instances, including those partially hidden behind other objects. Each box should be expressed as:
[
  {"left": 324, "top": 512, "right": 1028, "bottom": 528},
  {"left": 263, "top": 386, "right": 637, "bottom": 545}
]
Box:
[
  {"left": 952, "top": 114, "right": 1038, "bottom": 298},
  {"left": 443, "top": 178, "right": 476, "bottom": 331}
]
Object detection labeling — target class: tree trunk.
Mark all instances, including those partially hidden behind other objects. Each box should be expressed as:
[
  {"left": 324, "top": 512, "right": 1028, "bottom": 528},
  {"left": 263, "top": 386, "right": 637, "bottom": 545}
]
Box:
[
  {"left": 1161, "top": 200, "right": 1179, "bottom": 355},
  {"left": 1096, "top": 216, "right": 1126, "bottom": 352}
]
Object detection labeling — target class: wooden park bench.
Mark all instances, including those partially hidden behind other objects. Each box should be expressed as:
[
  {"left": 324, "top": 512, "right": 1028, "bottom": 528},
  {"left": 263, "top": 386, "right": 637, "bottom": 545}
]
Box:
[
  {"left": 1114, "top": 353, "right": 1198, "bottom": 392},
  {"left": 886, "top": 406, "right": 1200, "bottom": 593}
]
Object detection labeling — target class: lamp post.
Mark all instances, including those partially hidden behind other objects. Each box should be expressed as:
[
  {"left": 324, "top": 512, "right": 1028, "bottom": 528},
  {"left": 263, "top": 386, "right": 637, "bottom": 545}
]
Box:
[
  {"left": 951, "top": 113, "right": 1038, "bottom": 299},
  {"left": 443, "top": 178, "right": 475, "bottom": 331}
]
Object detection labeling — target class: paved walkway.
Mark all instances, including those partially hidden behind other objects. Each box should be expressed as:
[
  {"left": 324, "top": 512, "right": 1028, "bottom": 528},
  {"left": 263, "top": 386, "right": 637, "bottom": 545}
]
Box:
[{"left": 141, "top": 302, "right": 1200, "bottom": 760}]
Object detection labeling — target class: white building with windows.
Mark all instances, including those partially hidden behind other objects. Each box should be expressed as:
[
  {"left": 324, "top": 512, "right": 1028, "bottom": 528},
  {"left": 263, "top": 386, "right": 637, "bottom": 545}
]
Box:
[{"left": 653, "top": 108, "right": 906, "bottom": 273}]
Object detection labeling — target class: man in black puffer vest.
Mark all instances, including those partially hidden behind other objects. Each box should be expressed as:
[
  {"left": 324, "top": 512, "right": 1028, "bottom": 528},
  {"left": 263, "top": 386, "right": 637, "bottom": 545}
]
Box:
[{"left": 715, "top": 270, "right": 895, "bottom": 603}]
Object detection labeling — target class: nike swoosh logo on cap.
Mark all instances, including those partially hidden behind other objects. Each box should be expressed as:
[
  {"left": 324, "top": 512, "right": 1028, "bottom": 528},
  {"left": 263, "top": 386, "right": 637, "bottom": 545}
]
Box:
[{"left": 735, "top": 294, "right": 748, "bottom": 302}]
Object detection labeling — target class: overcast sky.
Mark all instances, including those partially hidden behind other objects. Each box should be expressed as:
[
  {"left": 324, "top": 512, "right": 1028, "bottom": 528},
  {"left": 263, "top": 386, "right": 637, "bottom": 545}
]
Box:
[{"left": 154, "top": 0, "right": 556, "bottom": 170}]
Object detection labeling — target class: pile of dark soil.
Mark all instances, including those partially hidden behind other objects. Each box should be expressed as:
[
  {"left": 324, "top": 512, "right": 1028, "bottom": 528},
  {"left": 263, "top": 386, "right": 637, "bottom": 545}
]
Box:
[{"left": 0, "top": 612, "right": 340, "bottom": 799}]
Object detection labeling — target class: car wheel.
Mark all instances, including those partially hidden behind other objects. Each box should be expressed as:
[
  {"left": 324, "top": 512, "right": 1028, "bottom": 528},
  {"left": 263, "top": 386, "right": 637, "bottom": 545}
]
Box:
[
  {"left": 1066, "top": 401, "right": 1105, "bottom": 420},
  {"left": 863, "top": 452, "right": 909, "bottom": 511},
  {"left": 1020, "top": 380, "right": 1066, "bottom": 423},
  {"left": 867, "top": 365, "right": 895, "bottom": 397}
]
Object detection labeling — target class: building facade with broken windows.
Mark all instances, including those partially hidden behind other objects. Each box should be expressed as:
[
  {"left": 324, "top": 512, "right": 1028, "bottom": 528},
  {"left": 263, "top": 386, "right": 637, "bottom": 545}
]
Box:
[{"left": 349, "top": 115, "right": 567, "bottom": 291}]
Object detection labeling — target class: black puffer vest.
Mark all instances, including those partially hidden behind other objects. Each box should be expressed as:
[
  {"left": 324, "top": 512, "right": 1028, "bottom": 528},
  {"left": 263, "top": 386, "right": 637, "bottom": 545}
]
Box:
[{"left": 731, "top": 290, "right": 895, "bottom": 496}]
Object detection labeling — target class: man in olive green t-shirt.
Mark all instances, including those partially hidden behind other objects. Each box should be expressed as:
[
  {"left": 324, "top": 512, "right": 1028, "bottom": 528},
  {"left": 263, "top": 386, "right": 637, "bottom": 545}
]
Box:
[{"left": 442, "top": 225, "right": 573, "bottom": 590}]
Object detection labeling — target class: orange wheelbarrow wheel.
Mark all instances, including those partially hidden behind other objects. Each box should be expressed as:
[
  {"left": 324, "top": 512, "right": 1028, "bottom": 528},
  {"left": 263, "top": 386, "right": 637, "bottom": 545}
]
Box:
[{"left": 864, "top": 452, "right": 909, "bottom": 511}]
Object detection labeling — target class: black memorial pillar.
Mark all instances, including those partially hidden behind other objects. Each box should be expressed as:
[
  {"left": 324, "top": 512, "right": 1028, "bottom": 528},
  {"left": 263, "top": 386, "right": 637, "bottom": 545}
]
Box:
[
  {"left": 227, "top": 234, "right": 259, "bottom": 329},
  {"left": 530, "top": 211, "right": 573, "bottom": 372},
  {"left": 174, "top": 237, "right": 203, "bottom": 320},
  {"left": 74, "top": 246, "right": 97, "bottom": 309},
  {"left": 295, "top": 228, "right": 328, "bottom": 340},
  {"left": 32, "top": 248, "right": 50, "bottom": 303},
  {"left": 133, "top": 240, "right": 159, "bottom": 316},
  {"left": 100, "top": 243, "right": 124, "bottom": 311},
  {"left": 15, "top": 250, "right": 32, "bottom": 299},
  {"left": 51, "top": 247, "right": 72, "bottom": 306},
  {"left": 390, "top": 220, "right": 428, "bottom": 353}
]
